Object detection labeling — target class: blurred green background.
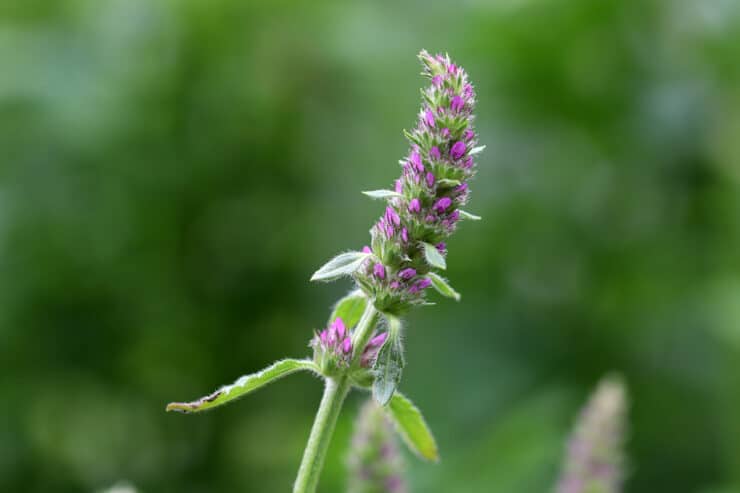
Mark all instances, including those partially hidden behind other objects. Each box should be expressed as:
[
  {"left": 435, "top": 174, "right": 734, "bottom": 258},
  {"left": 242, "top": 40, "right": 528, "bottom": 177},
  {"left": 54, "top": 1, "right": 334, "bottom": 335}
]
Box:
[{"left": 1, "top": 0, "right": 739, "bottom": 492}]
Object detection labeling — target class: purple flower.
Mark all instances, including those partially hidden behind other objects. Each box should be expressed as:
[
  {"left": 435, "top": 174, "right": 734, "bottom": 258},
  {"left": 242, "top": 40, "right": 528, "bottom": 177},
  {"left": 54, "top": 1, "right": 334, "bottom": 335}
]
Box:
[
  {"left": 450, "top": 95, "right": 465, "bottom": 112},
  {"left": 431, "top": 74, "right": 443, "bottom": 87},
  {"left": 386, "top": 206, "right": 401, "bottom": 226},
  {"left": 464, "top": 129, "right": 475, "bottom": 141},
  {"left": 401, "top": 227, "right": 409, "bottom": 243},
  {"left": 409, "top": 277, "right": 432, "bottom": 294},
  {"left": 434, "top": 197, "right": 452, "bottom": 213},
  {"left": 449, "top": 210, "right": 460, "bottom": 223},
  {"left": 448, "top": 63, "right": 457, "bottom": 74},
  {"left": 389, "top": 280, "right": 400, "bottom": 289},
  {"left": 462, "top": 156, "right": 474, "bottom": 169},
  {"left": 455, "top": 182, "right": 468, "bottom": 195},
  {"left": 424, "top": 109, "right": 435, "bottom": 128},
  {"left": 394, "top": 179, "right": 403, "bottom": 194},
  {"left": 426, "top": 172, "right": 435, "bottom": 188},
  {"left": 408, "top": 198, "right": 421, "bottom": 214},
  {"left": 342, "top": 337, "right": 352, "bottom": 354},
  {"left": 332, "top": 317, "right": 346, "bottom": 339},
  {"left": 430, "top": 146, "right": 441, "bottom": 160},
  {"left": 409, "top": 151, "right": 424, "bottom": 173},
  {"left": 464, "top": 83, "right": 474, "bottom": 98},
  {"left": 436, "top": 242, "right": 447, "bottom": 253},
  {"left": 374, "top": 263, "right": 386, "bottom": 280},
  {"left": 441, "top": 128, "right": 450, "bottom": 139},
  {"left": 398, "top": 268, "right": 417, "bottom": 280},
  {"left": 369, "top": 332, "right": 388, "bottom": 348},
  {"left": 450, "top": 141, "right": 466, "bottom": 160}
]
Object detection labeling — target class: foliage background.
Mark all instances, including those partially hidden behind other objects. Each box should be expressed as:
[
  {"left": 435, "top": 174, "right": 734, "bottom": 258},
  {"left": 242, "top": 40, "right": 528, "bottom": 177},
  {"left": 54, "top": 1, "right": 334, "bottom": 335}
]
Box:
[{"left": 1, "top": 0, "right": 739, "bottom": 492}]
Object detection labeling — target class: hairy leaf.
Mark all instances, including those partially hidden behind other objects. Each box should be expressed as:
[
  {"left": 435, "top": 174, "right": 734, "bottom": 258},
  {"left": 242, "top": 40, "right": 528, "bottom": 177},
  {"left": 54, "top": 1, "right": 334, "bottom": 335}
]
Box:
[
  {"left": 166, "top": 359, "right": 318, "bottom": 413},
  {"left": 329, "top": 290, "right": 368, "bottom": 328},
  {"left": 387, "top": 392, "right": 439, "bottom": 462},
  {"left": 373, "top": 316, "right": 405, "bottom": 406},
  {"left": 362, "top": 190, "right": 403, "bottom": 200},
  {"left": 428, "top": 272, "right": 461, "bottom": 301},
  {"left": 311, "top": 251, "right": 370, "bottom": 282},
  {"left": 459, "top": 210, "right": 482, "bottom": 221},
  {"left": 468, "top": 145, "right": 486, "bottom": 155},
  {"left": 422, "top": 242, "right": 446, "bottom": 270}
]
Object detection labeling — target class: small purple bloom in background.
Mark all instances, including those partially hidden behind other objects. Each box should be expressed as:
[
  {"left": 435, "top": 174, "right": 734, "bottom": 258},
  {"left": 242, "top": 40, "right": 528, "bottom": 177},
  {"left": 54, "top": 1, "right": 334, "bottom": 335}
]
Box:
[
  {"left": 434, "top": 197, "right": 452, "bottom": 213},
  {"left": 441, "top": 128, "right": 450, "bottom": 139},
  {"left": 398, "top": 268, "right": 417, "bottom": 280},
  {"left": 408, "top": 198, "right": 421, "bottom": 214},
  {"left": 430, "top": 146, "right": 441, "bottom": 160},
  {"left": 450, "top": 141, "right": 466, "bottom": 160},
  {"left": 424, "top": 109, "right": 435, "bottom": 128},
  {"left": 426, "top": 172, "right": 435, "bottom": 188},
  {"left": 373, "top": 263, "right": 386, "bottom": 280},
  {"left": 555, "top": 376, "right": 628, "bottom": 493},
  {"left": 450, "top": 95, "right": 464, "bottom": 112}
]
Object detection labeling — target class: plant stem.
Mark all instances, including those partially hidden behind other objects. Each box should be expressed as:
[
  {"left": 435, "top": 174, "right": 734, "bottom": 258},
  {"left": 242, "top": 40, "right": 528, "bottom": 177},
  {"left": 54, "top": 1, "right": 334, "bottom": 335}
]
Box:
[{"left": 293, "top": 302, "right": 377, "bottom": 493}]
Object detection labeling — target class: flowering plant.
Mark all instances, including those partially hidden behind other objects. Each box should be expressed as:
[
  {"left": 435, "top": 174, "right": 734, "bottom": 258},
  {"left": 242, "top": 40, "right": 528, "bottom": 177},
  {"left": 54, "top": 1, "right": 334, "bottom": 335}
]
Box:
[{"left": 166, "top": 50, "right": 483, "bottom": 493}]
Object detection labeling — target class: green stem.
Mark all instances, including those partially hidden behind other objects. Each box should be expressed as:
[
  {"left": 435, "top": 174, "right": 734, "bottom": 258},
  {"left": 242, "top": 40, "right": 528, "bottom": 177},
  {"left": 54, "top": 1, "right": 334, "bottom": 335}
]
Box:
[{"left": 292, "top": 302, "right": 378, "bottom": 493}]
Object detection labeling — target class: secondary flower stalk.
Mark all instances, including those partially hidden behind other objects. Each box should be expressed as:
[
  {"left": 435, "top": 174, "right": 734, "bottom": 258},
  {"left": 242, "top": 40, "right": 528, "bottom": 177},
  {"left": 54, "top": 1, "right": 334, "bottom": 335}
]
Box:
[{"left": 555, "top": 376, "right": 629, "bottom": 493}]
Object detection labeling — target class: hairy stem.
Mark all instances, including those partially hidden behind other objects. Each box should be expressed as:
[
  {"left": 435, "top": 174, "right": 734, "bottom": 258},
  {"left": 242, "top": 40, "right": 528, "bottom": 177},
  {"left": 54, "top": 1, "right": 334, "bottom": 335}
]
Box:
[{"left": 293, "top": 302, "right": 378, "bottom": 493}]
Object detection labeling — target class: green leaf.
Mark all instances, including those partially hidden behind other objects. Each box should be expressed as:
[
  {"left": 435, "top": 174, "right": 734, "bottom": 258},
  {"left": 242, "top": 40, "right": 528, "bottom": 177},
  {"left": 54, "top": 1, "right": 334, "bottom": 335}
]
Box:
[
  {"left": 373, "top": 316, "right": 405, "bottom": 406},
  {"left": 387, "top": 392, "right": 439, "bottom": 462},
  {"left": 437, "top": 178, "right": 462, "bottom": 188},
  {"left": 362, "top": 190, "right": 403, "bottom": 200},
  {"left": 459, "top": 210, "right": 482, "bottom": 221},
  {"left": 311, "top": 251, "right": 370, "bottom": 282},
  {"left": 328, "top": 290, "right": 368, "bottom": 328},
  {"left": 428, "top": 272, "right": 461, "bottom": 301},
  {"left": 422, "top": 242, "right": 446, "bottom": 270},
  {"left": 166, "top": 359, "right": 319, "bottom": 413},
  {"left": 468, "top": 145, "right": 486, "bottom": 155}
]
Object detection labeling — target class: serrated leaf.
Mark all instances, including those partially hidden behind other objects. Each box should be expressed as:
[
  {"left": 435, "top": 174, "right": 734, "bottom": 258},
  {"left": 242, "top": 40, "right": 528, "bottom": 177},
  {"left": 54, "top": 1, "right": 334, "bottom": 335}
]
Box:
[
  {"left": 437, "top": 179, "right": 462, "bottom": 187},
  {"left": 468, "top": 145, "right": 486, "bottom": 155},
  {"left": 387, "top": 392, "right": 439, "bottom": 462},
  {"left": 428, "top": 272, "right": 461, "bottom": 301},
  {"left": 459, "top": 210, "right": 482, "bottom": 221},
  {"left": 362, "top": 190, "right": 403, "bottom": 200},
  {"left": 166, "top": 359, "right": 318, "bottom": 413},
  {"left": 311, "top": 251, "right": 370, "bottom": 282},
  {"left": 328, "top": 290, "right": 368, "bottom": 328},
  {"left": 422, "top": 242, "right": 446, "bottom": 270},
  {"left": 373, "top": 316, "right": 404, "bottom": 406}
]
